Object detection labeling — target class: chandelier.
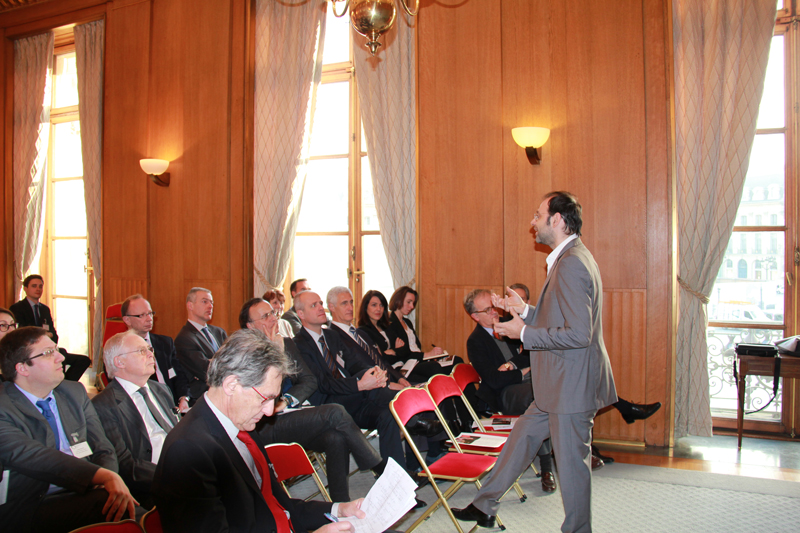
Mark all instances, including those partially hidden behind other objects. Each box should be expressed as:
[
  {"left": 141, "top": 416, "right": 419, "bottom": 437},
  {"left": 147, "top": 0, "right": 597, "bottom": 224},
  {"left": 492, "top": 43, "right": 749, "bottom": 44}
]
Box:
[{"left": 331, "top": 0, "right": 419, "bottom": 56}]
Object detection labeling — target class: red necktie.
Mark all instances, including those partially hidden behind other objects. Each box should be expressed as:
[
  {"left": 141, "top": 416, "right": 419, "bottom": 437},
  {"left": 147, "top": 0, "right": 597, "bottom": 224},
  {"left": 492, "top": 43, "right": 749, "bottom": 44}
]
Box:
[{"left": 237, "top": 430, "right": 293, "bottom": 533}]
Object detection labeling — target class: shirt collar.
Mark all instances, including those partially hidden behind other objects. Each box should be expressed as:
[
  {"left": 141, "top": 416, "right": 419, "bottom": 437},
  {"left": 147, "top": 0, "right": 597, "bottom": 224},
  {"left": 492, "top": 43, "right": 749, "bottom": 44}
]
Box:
[
  {"left": 331, "top": 321, "right": 355, "bottom": 337},
  {"left": 26, "top": 297, "right": 39, "bottom": 307},
  {"left": 546, "top": 234, "right": 578, "bottom": 273},
  {"left": 188, "top": 319, "right": 207, "bottom": 332},
  {"left": 204, "top": 392, "right": 240, "bottom": 441},
  {"left": 304, "top": 326, "right": 323, "bottom": 344},
  {"left": 115, "top": 376, "right": 150, "bottom": 397},
  {"left": 15, "top": 382, "right": 54, "bottom": 404}
]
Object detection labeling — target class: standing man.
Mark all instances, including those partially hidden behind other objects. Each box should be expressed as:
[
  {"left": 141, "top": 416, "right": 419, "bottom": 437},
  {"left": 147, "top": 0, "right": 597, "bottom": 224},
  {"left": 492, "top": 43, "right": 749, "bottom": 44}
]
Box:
[
  {"left": 454, "top": 191, "right": 618, "bottom": 533},
  {"left": 152, "top": 328, "right": 365, "bottom": 532},
  {"left": 10, "top": 274, "right": 90, "bottom": 381},
  {"left": 174, "top": 287, "right": 227, "bottom": 405},
  {"left": 121, "top": 294, "right": 190, "bottom": 410},
  {"left": 280, "top": 278, "right": 310, "bottom": 335},
  {"left": 0, "top": 326, "right": 137, "bottom": 532},
  {"left": 92, "top": 332, "right": 180, "bottom": 507}
]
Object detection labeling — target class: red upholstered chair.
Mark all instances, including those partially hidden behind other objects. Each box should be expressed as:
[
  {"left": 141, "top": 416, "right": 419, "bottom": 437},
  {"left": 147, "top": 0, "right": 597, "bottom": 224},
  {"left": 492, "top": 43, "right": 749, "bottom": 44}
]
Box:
[
  {"left": 451, "top": 363, "right": 521, "bottom": 431},
  {"left": 139, "top": 507, "right": 162, "bottom": 533},
  {"left": 390, "top": 387, "right": 504, "bottom": 533},
  {"left": 102, "top": 303, "right": 127, "bottom": 347},
  {"left": 265, "top": 442, "right": 331, "bottom": 502},
  {"left": 69, "top": 520, "right": 144, "bottom": 533}
]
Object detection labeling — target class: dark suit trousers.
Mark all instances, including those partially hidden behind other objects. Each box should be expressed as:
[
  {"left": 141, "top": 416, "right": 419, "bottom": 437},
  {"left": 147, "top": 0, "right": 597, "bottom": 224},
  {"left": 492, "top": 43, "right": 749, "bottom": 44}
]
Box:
[
  {"left": 30, "top": 488, "right": 110, "bottom": 533},
  {"left": 258, "top": 404, "right": 382, "bottom": 501},
  {"left": 61, "top": 349, "right": 91, "bottom": 382}
]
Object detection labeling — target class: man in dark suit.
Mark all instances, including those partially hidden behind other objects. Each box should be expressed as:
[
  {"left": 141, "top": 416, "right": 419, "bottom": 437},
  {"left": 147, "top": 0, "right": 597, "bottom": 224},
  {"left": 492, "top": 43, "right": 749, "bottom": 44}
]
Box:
[
  {"left": 92, "top": 331, "right": 180, "bottom": 507},
  {"left": 293, "top": 290, "right": 407, "bottom": 469},
  {"left": 0, "top": 326, "right": 137, "bottom": 532},
  {"left": 240, "top": 297, "right": 385, "bottom": 502},
  {"left": 121, "top": 294, "right": 190, "bottom": 410},
  {"left": 174, "top": 287, "right": 227, "bottom": 404},
  {"left": 455, "top": 191, "right": 618, "bottom": 532},
  {"left": 326, "top": 286, "right": 410, "bottom": 390},
  {"left": 10, "top": 274, "right": 90, "bottom": 381},
  {"left": 280, "top": 278, "right": 310, "bottom": 335},
  {"left": 152, "top": 328, "right": 366, "bottom": 533},
  {"left": 463, "top": 288, "right": 556, "bottom": 493}
]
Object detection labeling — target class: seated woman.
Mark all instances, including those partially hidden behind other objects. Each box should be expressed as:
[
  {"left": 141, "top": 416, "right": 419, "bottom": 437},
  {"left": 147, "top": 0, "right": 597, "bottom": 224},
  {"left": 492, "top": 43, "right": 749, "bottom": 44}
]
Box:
[{"left": 262, "top": 288, "right": 294, "bottom": 338}]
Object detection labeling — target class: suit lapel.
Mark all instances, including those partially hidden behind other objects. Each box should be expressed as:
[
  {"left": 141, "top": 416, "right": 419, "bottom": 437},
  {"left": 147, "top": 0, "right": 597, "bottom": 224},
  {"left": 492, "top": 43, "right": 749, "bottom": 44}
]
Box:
[
  {"left": 187, "top": 322, "right": 215, "bottom": 356},
  {"left": 6, "top": 384, "right": 51, "bottom": 444},
  {"left": 531, "top": 238, "right": 580, "bottom": 316},
  {"left": 111, "top": 381, "right": 150, "bottom": 440}
]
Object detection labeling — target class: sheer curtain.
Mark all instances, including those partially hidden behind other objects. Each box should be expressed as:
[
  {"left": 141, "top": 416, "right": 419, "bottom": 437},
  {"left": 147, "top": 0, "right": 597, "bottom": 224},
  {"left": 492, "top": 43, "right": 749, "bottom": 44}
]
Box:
[
  {"left": 75, "top": 19, "right": 105, "bottom": 367},
  {"left": 353, "top": 12, "right": 416, "bottom": 289},
  {"left": 253, "top": 0, "right": 326, "bottom": 295},
  {"left": 13, "top": 32, "right": 53, "bottom": 298},
  {"left": 673, "top": 0, "right": 776, "bottom": 437}
]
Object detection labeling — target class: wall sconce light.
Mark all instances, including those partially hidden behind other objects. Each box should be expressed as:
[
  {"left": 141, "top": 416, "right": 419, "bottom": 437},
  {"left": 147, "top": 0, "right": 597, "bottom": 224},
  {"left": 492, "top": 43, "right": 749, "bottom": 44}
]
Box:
[
  {"left": 140, "top": 159, "right": 170, "bottom": 187},
  {"left": 512, "top": 127, "right": 551, "bottom": 165}
]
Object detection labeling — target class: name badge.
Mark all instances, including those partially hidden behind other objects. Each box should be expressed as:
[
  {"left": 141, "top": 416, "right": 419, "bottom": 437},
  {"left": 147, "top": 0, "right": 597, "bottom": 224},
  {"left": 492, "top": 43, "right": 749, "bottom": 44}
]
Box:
[
  {"left": 42, "top": 324, "right": 50, "bottom": 331},
  {"left": 336, "top": 354, "right": 345, "bottom": 368},
  {"left": 70, "top": 441, "right": 93, "bottom": 458},
  {"left": 168, "top": 368, "right": 177, "bottom": 379}
]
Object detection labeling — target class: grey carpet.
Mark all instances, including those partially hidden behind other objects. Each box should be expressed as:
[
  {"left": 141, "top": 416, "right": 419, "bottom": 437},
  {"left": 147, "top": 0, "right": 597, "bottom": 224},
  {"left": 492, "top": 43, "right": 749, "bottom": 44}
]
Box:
[{"left": 287, "top": 456, "right": 800, "bottom": 532}]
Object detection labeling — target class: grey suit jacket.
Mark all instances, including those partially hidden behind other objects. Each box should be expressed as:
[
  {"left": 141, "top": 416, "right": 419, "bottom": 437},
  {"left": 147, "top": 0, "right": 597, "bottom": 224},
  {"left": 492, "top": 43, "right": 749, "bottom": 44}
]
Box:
[
  {"left": 91, "top": 379, "right": 179, "bottom": 499},
  {"left": 522, "top": 238, "right": 618, "bottom": 414},
  {"left": 174, "top": 321, "right": 228, "bottom": 401},
  {"left": 0, "top": 380, "right": 118, "bottom": 531}
]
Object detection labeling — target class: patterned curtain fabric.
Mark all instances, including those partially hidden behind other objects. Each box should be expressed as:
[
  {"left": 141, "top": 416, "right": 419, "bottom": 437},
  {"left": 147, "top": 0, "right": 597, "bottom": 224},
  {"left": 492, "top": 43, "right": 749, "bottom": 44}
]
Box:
[
  {"left": 353, "top": 12, "right": 416, "bottom": 289},
  {"left": 673, "top": 0, "right": 777, "bottom": 437},
  {"left": 253, "top": 0, "right": 326, "bottom": 295},
  {"left": 13, "top": 32, "right": 54, "bottom": 298},
  {"left": 75, "top": 19, "right": 105, "bottom": 368}
]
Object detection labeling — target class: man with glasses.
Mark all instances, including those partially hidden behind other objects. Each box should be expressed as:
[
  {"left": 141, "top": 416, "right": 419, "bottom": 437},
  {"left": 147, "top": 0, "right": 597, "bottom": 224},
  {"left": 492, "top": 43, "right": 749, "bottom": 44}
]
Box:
[
  {"left": 121, "top": 294, "right": 189, "bottom": 410},
  {"left": 0, "top": 307, "right": 17, "bottom": 381},
  {"left": 92, "top": 331, "right": 180, "bottom": 508},
  {"left": 240, "top": 298, "right": 386, "bottom": 502},
  {"left": 175, "top": 287, "right": 227, "bottom": 405},
  {"left": 10, "top": 274, "right": 90, "bottom": 382},
  {"left": 152, "top": 328, "right": 367, "bottom": 532},
  {"left": 0, "top": 326, "right": 137, "bottom": 532}
]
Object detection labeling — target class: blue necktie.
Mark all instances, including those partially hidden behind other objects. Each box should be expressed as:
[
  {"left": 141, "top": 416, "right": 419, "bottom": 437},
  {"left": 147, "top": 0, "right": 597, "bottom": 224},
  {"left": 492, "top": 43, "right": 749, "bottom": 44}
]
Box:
[
  {"left": 202, "top": 327, "right": 219, "bottom": 352},
  {"left": 33, "top": 303, "right": 41, "bottom": 326},
  {"left": 36, "top": 398, "right": 61, "bottom": 451}
]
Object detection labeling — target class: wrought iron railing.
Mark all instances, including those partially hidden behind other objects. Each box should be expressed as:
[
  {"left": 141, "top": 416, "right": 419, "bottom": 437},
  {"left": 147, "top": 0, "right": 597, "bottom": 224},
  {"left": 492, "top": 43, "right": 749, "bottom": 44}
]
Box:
[{"left": 707, "top": 326, "right": 783, "bottom": 419}]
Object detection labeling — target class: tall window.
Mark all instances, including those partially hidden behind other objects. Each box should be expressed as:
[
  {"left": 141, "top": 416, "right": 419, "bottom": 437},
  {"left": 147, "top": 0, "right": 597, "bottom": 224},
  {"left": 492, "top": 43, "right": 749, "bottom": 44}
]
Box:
[
  {"left": 289, "top": 10, "right": 394, "bottom": 308},
  {"left": 707, "top": 14, "right": 793, "bottom": 424},
  {"left": 33, "top": 34, "right": 91, "bottom": 356}
]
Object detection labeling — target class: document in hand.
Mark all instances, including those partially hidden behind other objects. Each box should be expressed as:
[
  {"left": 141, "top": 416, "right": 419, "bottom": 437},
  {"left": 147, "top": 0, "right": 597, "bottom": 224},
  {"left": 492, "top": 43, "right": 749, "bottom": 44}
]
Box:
[
  {"left": 341, "top": 458, "right": 417, "bottom": 533},
  {"left": 423, "top": 350, "right": 450, "bottom": 360}
]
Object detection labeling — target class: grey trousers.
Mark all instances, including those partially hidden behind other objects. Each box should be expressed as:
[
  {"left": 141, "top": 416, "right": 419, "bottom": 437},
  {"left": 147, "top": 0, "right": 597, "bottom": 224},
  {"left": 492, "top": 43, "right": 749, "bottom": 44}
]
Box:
[{"left": 473, "top": 401, "right": 597, "bottom": 533}]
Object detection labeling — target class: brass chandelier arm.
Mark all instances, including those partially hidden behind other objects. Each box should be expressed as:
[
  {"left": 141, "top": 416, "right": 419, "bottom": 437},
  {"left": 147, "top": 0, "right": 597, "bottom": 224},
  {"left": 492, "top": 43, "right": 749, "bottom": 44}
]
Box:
[
  {"left": 398, "top": 0, "right": 419, "bottom": 16},
  {"left": 331, "top": 0, "right": 350, "bottom": 17}
]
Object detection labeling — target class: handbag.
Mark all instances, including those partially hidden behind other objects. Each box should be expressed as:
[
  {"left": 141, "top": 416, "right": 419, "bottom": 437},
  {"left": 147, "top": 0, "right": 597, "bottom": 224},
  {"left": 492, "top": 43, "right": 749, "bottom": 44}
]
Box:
[{"left": 733, "top": 343, "right": 780, "bottom": 414}]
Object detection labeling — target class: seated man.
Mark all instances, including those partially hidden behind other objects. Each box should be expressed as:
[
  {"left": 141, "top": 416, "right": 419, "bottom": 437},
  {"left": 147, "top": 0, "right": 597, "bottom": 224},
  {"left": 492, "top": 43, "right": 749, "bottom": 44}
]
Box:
[
  {"left": 121, "top": 294, "right": 190, "bottom": 410},
  {"left": 463, "top": 288, "right": 556, "bottom": 493},
  {"left": 92, "top": 332, "right": 180, "bottom": 507},
  {"left": 10, "top": 274, "right": 90, "bottom": 382},
  {"left": 152, "top": 328, "right": 366, "bottom": 533},
  {"left": 280, "top": 278, "right": 310, "bottom": 335},
  {"left": 240, "top": 297, "right": 385, "bottom": 502},
  {"left": 175, "top": 287, "right": 227, "bottom": 404},
  {"left": 0, "top": 326, "right": 137, "bottom": 533}
]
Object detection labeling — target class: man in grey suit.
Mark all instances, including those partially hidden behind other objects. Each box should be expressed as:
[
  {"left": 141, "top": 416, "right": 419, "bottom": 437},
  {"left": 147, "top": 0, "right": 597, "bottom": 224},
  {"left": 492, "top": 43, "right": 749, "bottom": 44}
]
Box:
[
  {"left": 92, "top": 331, "right": 180, "bottom": 507},
  {"left": 174, "top": 287, "right": 228, "bottom": 404},
  {"left": 0, "top": 326, "right": 137, "bottom": 532},
  {"left": 454, "top": 191, "right": 618, "bottom": 533}
]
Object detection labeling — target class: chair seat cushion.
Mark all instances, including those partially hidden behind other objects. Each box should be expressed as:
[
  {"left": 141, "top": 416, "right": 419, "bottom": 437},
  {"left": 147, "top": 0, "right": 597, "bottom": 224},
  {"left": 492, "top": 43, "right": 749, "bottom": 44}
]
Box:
[{"left": 427, "top": 453, "right": 496, "bottom": 480}]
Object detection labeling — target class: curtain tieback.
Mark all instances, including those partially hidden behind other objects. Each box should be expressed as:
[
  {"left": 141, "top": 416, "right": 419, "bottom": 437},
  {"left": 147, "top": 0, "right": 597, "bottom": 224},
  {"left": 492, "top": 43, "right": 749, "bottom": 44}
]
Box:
[{"left": 677, "top": 276, "right": 709, "bottom": 304}]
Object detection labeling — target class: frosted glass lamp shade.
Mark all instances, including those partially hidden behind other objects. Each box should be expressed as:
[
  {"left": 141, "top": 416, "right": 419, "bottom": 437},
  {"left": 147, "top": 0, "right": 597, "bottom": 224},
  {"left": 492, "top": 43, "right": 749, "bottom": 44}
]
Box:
[
  {"left": 511, "top": 127, "right": 550, "bottom": 148},
  {"left": 140, "top": 159, "right": 169, "bottom": 175}
]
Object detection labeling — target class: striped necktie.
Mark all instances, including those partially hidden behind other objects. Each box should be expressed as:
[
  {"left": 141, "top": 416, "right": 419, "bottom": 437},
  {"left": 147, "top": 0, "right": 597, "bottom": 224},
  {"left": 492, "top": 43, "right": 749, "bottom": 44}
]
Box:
[
  {"left": 350, "top": 326, "right": 384, "bottom": 368},
  {"left": 318, "top": 335, "right": 339, "bottom": 378}
]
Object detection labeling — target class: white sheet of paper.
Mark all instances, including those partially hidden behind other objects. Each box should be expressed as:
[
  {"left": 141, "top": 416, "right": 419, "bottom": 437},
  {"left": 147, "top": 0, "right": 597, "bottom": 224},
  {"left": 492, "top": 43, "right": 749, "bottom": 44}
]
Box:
[
  {"left": 423, "top": 349, "right": 449, "bottom": 360},
  {"left": 0, "top": 470, "right": 8, "bottom": 505},
  {"left": 341, "top": 458, "right": 417, "bottom": 533},
  {"left": 448, "top": 432, "right": 507, "bottom": 449}
]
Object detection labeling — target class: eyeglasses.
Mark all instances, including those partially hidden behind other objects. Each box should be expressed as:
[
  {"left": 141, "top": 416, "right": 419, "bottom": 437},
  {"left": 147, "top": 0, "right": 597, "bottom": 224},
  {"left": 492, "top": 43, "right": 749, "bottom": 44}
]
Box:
[
  {"left": 249, "top": 310, "right": 279, "bottom": 323},
  {"left": 28, "top": 346, "right": 60, "bottom": 362},
  {"left": 251, "top": 386, "right": 274, "bottom": 406},
  {"left": 474, "top": 306, "right": 496, "bottom": 314},
  {"left": 125, "top": 312, "right": 155, "bottom": 319},
  {"left": 0, "top": 322, "right": 17, "bottom": 332},
  {"left": 120, "top": 345, "right": 155, "bottom": 357}
]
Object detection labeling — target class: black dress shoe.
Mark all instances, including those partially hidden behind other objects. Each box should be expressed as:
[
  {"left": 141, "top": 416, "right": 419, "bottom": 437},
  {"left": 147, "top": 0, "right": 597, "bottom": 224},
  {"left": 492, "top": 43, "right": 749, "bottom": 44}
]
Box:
[
  {"left": 618, "top": 401, "right": 662, "bottom": 424},
  {"left": 591, "top": 445, "right": 614, "bottom": 464},
  {"left": 451, "top": 504, "right": 495, "bottom": 528},
  {"left": 591, "top": 455, "right": 604, "bottom": 471},
  {"left": 541, "top": 471, "right": 557, "bottom": 493},
  {"left": 413, "top": 498, "right": 427, "bottom": 509},
  {"left": 405, "top": 415, "right": 444, "bottom": 437}
]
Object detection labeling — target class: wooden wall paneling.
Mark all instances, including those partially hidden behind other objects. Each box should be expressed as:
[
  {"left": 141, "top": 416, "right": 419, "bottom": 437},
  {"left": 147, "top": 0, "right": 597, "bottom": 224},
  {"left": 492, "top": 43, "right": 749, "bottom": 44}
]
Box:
[
  {"left": 0, "top": 0, "right": 104, "bottom": 32},
  {"left": 2, "top": 28, "right": 10, "bottom": 302},
  {"left": 103, "top": 0, "right": 150, "bottom": 321},
  {"left": 433, "top": 285, "right": 503, "bottom": 362},
  {"left": 643, "top": 0, "right": 673, "bottom": 446},
  {"left": 417, "top": 0, "right": 504, "bottom": 349}
]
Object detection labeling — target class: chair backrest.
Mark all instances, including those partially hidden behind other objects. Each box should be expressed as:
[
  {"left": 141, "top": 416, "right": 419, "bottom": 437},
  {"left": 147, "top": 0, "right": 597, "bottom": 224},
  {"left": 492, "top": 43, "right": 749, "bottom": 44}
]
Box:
[
  {"left": 99, "top": 371, "right": 110, "bottom": 387},
  {"left": 102, "top": 302, "right": 127, "bottom": 347},
  {"left": 140, "top": 507, "right": 162, "bottom": 533},
  {"left": 69, "top": 519, "right": 144, "bottom": 533},
  {"left": 426, "top": 374, "right": 464, "bottom": 404},
  {"left": 390, "top": 387, "right": 437, "bottom": 426},
  {"left": 265, "top": 442, "right": 315, "bottom": 481},
  {"left": 106, "top": 303, "right": 123, "bottom": 319},
  {"left": 452, "top": 363, "right": 481, "bottom": 392}
]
